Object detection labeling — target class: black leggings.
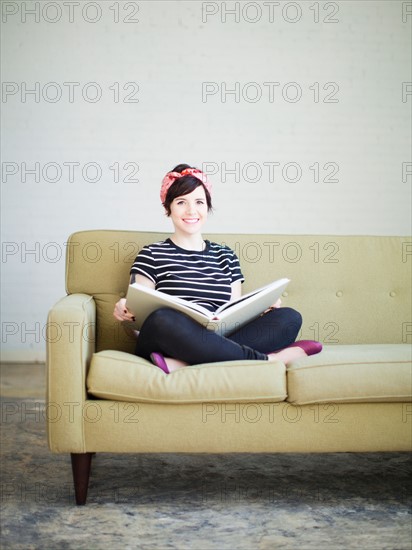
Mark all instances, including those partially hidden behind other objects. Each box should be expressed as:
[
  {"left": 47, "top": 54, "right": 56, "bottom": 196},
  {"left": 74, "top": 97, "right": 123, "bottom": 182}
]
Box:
[{"left": 135, "top": 307, "right": 302, "bottom": 364}]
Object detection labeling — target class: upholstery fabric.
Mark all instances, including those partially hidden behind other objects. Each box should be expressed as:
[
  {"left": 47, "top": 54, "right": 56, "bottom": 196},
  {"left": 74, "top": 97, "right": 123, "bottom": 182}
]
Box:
[
  {"left": 79, "top": 401, "right": 411, "bottom": 453},
  {"left": 87, "top": 350, "right": 287, "bottom": 404},
  {"left": 287, "top": 344, "right": 412, "bottom": 404}
]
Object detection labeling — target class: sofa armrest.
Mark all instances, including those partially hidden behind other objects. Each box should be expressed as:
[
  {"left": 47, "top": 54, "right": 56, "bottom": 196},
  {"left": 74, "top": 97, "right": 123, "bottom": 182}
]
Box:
[{"left": 46, "top": 293, "right": 96, "bottom": 453}]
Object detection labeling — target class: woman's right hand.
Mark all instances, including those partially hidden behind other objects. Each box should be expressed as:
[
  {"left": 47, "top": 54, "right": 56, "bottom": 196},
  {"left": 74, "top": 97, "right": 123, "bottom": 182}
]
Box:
[{"left": 113, "top": 298, "right": 135, "bottom": 322}]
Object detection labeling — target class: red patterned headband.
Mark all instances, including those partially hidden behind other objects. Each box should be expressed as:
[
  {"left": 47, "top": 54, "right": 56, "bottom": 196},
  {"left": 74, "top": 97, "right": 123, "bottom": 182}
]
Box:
[{"left": 160, "top": 168, "right": 212, "bottom": 204}]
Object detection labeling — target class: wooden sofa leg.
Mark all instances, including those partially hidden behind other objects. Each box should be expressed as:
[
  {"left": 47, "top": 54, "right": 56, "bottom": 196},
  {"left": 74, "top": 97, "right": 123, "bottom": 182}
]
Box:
[{"left": 71, "top": 452, "right": 93, "bottom": 505}]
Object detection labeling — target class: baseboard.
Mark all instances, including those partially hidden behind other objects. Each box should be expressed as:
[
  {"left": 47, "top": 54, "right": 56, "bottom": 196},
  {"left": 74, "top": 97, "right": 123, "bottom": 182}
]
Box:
[{"left": 0, "top": 349, "right": 46, "bottom": 363}]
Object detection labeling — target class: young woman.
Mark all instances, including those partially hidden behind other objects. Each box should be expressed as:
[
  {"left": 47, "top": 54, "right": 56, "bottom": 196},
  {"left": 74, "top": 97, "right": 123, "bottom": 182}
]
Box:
[{"left": 113, "top": 163, "right": 322, "bottom": 373}]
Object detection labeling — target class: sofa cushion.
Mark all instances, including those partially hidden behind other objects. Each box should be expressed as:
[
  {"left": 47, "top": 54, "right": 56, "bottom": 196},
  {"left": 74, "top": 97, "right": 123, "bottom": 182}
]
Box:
[
  {"left": 87, "top": 350, "right": 287, "bottom": 404},
  {"left": 287, "top": 344, "right": 412, "bottom": 405}
]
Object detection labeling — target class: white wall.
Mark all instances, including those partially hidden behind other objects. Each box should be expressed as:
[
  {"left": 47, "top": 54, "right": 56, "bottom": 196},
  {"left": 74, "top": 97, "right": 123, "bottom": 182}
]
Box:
[{"left": 1, "top": 0, "right": 411, "bottom": 361}]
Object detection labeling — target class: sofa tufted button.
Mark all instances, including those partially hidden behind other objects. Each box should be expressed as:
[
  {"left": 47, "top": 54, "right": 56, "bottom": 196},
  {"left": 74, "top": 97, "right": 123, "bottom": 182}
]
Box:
[
  {"left": 282, "top": 291, "right": 288, "bottom": 297},
  {"left": 119, "top": 291, "right": 125, "bottom": 298},
  {"left": 389, "top": 291, "right": 396, "bottom": 297},
  {"left": 336, "top": 291, "right": 343, "bottom": 297}
]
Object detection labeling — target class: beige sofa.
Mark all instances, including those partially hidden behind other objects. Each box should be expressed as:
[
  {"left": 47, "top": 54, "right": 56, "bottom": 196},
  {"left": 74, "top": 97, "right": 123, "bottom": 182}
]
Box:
[{"left": 46, "top": 230, "right": 412, "bottom": 504}]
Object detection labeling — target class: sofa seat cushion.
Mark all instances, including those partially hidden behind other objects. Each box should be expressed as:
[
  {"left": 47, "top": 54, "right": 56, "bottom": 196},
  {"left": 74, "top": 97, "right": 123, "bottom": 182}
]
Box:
[
  {"left": 87, "top": 350, "right": 287, "bottom": 404},
  {"left": 287, "top": 344, "right": 412, "bottom": 405}
]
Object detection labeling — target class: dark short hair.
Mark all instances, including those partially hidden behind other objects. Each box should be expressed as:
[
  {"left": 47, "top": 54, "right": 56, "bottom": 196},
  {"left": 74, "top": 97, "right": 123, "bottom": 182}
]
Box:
[{"left": 163, "top": 164, "right": 213, "bottom": 216}]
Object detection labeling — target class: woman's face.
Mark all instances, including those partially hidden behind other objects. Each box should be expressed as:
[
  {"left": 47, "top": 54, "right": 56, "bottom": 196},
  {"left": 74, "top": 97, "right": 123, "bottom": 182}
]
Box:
[{"left": 169, "top": 185, "right": 208, "bottom": 236}]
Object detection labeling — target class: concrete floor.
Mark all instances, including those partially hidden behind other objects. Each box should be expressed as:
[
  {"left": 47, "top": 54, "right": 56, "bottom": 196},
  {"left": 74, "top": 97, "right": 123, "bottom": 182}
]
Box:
[{"left": 1, "top": 363, "right": 411, "bottom": 550}]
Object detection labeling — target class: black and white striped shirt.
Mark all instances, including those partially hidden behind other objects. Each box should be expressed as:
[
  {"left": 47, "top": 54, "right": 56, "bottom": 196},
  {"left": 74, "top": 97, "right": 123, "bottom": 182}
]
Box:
[{"left": 130, "top": 239, "right": 244, "bottom": 313}]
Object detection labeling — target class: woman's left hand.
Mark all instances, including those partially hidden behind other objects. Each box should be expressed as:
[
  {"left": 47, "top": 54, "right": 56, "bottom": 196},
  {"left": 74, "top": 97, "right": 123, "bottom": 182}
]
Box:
[{"left": 261, "top": 299, "right": 282, "bottom": 316}]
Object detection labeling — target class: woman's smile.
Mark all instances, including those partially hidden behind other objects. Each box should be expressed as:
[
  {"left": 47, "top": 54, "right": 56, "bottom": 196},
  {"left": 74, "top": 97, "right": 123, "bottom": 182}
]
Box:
[{"left": 169, "top": 186, "right": 208, "bottom": 239}]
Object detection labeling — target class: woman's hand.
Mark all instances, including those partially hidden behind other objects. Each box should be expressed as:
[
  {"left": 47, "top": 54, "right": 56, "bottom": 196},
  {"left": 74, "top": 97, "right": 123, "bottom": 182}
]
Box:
[
  {"left": 113, "top": 298, "right": 135, "bottom": 322},
  {"left": 261, "top": 298, "right": 282, "bottom": 316}
]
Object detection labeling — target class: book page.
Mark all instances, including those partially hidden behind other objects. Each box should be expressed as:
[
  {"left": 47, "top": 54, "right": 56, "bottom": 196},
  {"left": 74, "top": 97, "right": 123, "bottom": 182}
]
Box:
[
  {"left": 215, "top": 278, "right": 290, "bottom": 314},
  {"left": 126, "top": 283, "right": 214, "bottom": 330}
]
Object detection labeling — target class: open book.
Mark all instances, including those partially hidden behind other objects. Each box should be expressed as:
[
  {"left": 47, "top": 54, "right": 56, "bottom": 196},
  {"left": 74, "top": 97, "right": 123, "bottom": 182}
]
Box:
[{"left": 125, "top": 278, "right": 290, "bottom": 336}]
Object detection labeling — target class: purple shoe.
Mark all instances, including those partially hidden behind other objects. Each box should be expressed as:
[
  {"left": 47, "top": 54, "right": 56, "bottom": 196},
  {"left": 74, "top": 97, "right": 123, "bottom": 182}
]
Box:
[
  {"left": 150, "top": 352, "right": 170, "bottom": 374},
  {"left": 286, "top": 340, "right": 323, "bottom": 356}
]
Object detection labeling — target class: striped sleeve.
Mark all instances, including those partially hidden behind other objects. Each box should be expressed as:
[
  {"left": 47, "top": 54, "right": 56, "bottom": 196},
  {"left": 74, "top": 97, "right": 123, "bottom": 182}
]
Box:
[
  {"left": 130, "top": 246, "right": 157, "bottom": 284},
  {"left": 227, "top": 248, "right": 244, "bottom": 284}
]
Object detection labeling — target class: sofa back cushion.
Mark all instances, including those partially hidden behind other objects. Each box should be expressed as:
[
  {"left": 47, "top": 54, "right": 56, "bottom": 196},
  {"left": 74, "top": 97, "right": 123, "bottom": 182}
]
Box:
[{"left": 65, "top": 231, "right": 411, "bottom": 353}]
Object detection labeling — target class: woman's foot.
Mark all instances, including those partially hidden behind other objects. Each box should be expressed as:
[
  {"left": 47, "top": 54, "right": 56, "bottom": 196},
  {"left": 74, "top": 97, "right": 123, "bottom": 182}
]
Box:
[
  {"left": 150, "top": 353, "right": 188, "bottom": 374},
  {"left": 164, "top": 357, "right": 189, "bottom": 372},
  {"left": 150, "top": 352, "right": 169, "bottom": 374},
  {"left": 267, "top": 340, "right": 322, "bottom": 364},
  {"left": 286, "top": 340, "right": 323, "bottom": 355}
]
